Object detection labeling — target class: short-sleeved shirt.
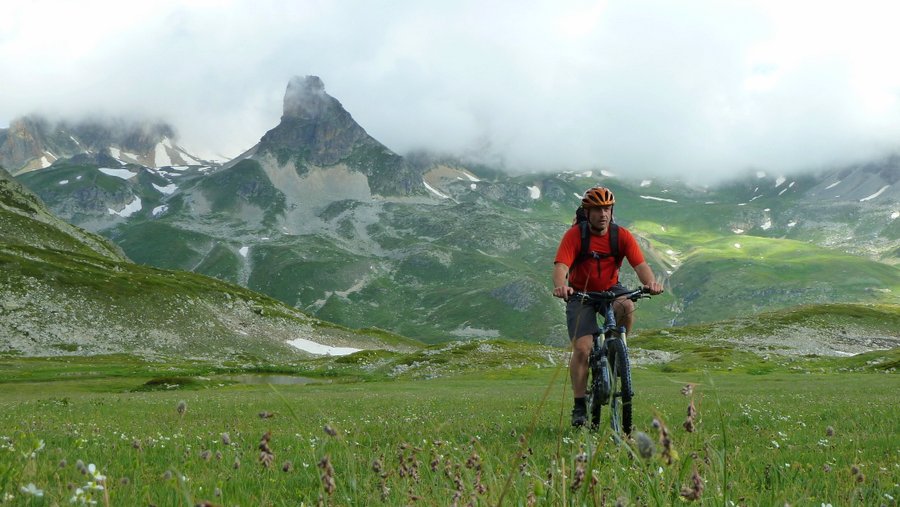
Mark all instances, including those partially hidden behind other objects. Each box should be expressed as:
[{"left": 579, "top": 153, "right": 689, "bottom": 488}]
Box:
[{"left": 554, "top": 224, "right": 644, "bottom": 291}]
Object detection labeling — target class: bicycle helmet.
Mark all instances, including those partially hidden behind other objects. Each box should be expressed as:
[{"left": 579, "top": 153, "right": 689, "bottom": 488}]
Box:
[{"left": 581, "top": 186, "right": 615, "bottom": 208}]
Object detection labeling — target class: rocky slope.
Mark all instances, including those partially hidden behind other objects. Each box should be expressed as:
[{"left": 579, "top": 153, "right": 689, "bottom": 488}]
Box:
[
  {"left": 0, "top": 166, "right": 417, "bottom": 360},
  {"left": 0, "top": 116, "right": 210, "bottom": 174}
]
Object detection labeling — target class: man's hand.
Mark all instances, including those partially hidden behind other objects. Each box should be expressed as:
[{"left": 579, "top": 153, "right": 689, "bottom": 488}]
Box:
[
  {"left": 553, "top": 285, "right": 574, "bottom": 299},
  {"left": 644, "top": 282, "right": 664, "bottom": 295}
]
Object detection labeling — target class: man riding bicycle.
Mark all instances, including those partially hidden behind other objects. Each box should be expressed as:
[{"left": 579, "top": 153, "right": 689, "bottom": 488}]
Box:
[{"left": 552, "top": 186, "right": 664, "bottom": 427}]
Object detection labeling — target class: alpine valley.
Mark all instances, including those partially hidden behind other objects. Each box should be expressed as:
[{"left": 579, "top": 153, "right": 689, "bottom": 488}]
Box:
[{"left": 4, "top": 75, "right": 899, "bottom": 353}]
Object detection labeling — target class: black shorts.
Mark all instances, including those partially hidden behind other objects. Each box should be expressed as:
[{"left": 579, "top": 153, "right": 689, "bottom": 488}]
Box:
[{"left": 565, "top": 283, "right": 627, "bottom": 340}]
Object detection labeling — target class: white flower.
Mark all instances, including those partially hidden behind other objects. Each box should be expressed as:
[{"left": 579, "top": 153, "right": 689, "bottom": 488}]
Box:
[
  {"left": 87, "top": 463, "right": 106, "bottom": 482},
  {"left": 20, "top": 483, "right": 44, "bottom": 497}
]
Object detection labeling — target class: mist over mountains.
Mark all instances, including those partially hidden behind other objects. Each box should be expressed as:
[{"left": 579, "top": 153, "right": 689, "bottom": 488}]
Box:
[{"left": 4, "top": 75, "right": 899, "bottom": 346}]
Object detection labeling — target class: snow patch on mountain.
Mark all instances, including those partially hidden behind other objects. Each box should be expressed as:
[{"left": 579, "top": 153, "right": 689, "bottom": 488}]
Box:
[
  {"left": 640, "top": 195, "right": 678, "bottom": 203},
  {"left": 108, "top": 197, "right": 142, "bottom": 218},
  {"left": 860, "top": 185, "right": 890, "bottom": 202},
  {"left": 756, "top": 171, "right": 766, "bottom": 178},
  {"left": 600, "top": 170, "right": 615, "bottom": 177},
  {"left": 732, "top": 228, "right": 745, "bottom": 234},
  {"left": 891, "top": 211, "right": 899, "bottom": 220},
  {"left": 152, "top": 205, "right": 168, "bottom": 216},
  {"left": 527, "top": 185, "right": 541, "bottom": 199},
  {"left": 40, "top": 155, "right": 52, "bottom": 168},
  {"left": 58, "top": 180, "right": 68, "bottom": 185},
  {"left": 775, "top": 176, "right": 786, "bottom": 187},
  {"left": 239, "top": 246, "right": 249, "bottom": 258},
  {"left": 154, "top": 138, "right": 174, "bottom": 167},
  {"left": 825, "top": 181, "right": 841, "bottom": 190},
  {"left": 152, "top": 183, "right": 177, "bottom": 195},
  {"left": 286, "top": 338, "right": 360, "bottom": 356},
  {"left": 99, "top": 168, "right": 137, "bottom": 180},
  {"left": 640, "top": 180, "right": 652, "bottom": 187},
  {"left": 424, "top": 180, "right": 449, "bottom": 199},
  {"left": 761, "top": 219, "right": 772, "bottom": 230}
]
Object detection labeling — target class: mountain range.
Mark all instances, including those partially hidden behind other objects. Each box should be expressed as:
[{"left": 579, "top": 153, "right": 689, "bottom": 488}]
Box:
[
  {"left": 4, "top": 75, "right": 899, "bottom": 347},
  {"left": 0, "top": 164, "right": 415, "bottom": 361}
]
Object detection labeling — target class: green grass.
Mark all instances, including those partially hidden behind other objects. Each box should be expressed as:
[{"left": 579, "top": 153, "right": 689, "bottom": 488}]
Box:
[{"left": 0, "top": 361, "right": 896, "bottom": 506}]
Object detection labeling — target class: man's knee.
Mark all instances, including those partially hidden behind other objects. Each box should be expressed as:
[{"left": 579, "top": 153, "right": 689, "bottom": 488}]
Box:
[{"left": 571, "top": 335, "right": 593, "bottom": 356}]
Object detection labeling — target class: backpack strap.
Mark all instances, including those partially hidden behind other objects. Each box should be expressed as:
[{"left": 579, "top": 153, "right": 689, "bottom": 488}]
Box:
[{"left": 569, "top": 222, "right": 622, "bottom": 270}]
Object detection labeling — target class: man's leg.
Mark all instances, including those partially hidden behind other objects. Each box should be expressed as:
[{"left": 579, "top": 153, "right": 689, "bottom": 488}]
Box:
[
  {"left": 569, "top": 334, "right": 593, "bottom": 398},
  {"left": 569, "top": 333, "right": 592, "bottom": 427},
  {"left": 566, "top": 297, "right": 599, "bottom": 428},
  {"left": 613, "top": 296, "right": 635, "bottom": 335}
]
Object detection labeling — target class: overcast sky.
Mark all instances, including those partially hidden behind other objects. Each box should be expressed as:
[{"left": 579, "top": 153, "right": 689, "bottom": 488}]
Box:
[{"left": 2, "top": 0, "right": 899, "bottom": 182}]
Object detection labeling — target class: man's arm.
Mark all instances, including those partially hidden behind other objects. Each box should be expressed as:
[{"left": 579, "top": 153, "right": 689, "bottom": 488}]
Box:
[
  {"left": 633, "top": 262, "right": 664, "bottom": 295},
  {"left": 552, "top": 262, "right": 573, "bottom": 298}
]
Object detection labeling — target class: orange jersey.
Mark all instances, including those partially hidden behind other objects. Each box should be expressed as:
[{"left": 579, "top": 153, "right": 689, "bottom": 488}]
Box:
[{"left": 554, "top": 224, "right": 645, "bottom": 291}]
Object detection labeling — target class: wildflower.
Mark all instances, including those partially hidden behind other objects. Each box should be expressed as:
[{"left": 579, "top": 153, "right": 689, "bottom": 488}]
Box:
[
  {"left": 131, "top": 439, "right": 142, "bottom": 450},
  {"left": 20, "top": 483, "right": 43, "bottom": 497},
  {"left": 653, "top": 418, "right": 677, "bottom": 464},
  {"left": 282, "top": 460, "right": 293, "bottom": 472},
  {"left": 200, "top": 450, "right": 212, "bottom": 461},
  {"left": 176, "top": 400, "right": 187, "bottom": 416},
  {"left": 87, "top": 464, "right": 106, "bottom": 483},
  {"left": 684, "top": 399, "right": 698, "bottom": 433},
  {"left": 681, "top": 384, "right": 695, "bottom": 396},
  {"left": 571, "top": 448, "right": 587, "bottom": 492},
  {"left": 221, "top": 432, "right": 231, "bottom": 445},
  {"left": 318, "top": 455, "right": 336, "bottom": 495},
  {"left": 259, "top": 432, "right": 275, "bottom": 468},
  {"left": 76, "top": 459, "right": 87, "bottom": 474},
  {"left": 59, "top": 459, "right": 68, "bottom": 468},
  {"left": 825, "top": 426, "right": 835, "bottom": 437},
  {"left": 258, "top": 411, "right": 274, "bottom": 419},
  {"left": 679, "top": 464, "right": 703, "bottom": 501},
  {"left": 323, "top": 425, "right": 337, "bottom": 437},
  {"left": 635, "top": 432, "right": 655, "bottom": 459},
  {"left": 233, "top": 457, "right": 240, "bottom": 469}
]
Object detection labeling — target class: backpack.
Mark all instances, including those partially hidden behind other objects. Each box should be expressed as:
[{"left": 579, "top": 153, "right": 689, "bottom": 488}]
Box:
[{"left": 570, "top": 206, "right": 623, "bottom": 273}]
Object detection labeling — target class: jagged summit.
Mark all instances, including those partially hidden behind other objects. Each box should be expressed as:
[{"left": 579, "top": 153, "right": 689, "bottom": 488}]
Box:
[
  {"left": 283, "top": 75, "right": 330, "bottom": 119},
  {"left": 257, "top": 75, "right": 386, "bottom": 167},
  {"left": 244, "top": 75, "right": 420, "bottom": 195},
  {"left": 0, "top": 115, "right": 207, "bottom": 174}
]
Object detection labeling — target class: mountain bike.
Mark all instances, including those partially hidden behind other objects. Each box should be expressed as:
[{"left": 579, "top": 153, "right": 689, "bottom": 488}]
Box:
[{"left": 571, "top": 287, "right": 651, "bottom": 435}]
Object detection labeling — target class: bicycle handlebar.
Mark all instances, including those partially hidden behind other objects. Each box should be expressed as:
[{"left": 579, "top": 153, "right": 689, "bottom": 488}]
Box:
[{"left": 569, "top": 287, "right": 652, "bottom": 303}]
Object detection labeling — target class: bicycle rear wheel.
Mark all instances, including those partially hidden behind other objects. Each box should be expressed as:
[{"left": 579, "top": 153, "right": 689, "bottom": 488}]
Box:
[{"left": 607, "top": 338, "right": 633, "bottom": 435}]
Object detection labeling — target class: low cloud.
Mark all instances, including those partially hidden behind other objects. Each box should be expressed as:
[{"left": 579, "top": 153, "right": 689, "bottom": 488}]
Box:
[{"left": 3, "top": 0, "right": 899, "bottom": 182}]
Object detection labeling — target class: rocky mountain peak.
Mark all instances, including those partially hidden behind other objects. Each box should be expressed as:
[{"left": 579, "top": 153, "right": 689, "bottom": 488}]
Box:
[
  {"left": 257, "top": 75, "right": 386, "bottom": 167},
  {"left": 283, "top": 75, "right": 330, "bottom": 119},
  {"left": 0, "top": 115, "right": 206, "bottom": 173}
]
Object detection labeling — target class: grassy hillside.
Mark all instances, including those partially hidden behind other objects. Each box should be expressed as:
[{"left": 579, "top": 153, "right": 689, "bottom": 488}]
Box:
[{"left": 0, "top": 166, "right": 421, "bottom": 361}]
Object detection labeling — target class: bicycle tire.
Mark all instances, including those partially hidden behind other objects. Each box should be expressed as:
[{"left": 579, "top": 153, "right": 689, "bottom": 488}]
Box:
[
  {"left": 589, "top": 355, "right": 609, "bottom": 428},
  {"left": 608, "top": 338, "right": 633, "bottom": 435}
]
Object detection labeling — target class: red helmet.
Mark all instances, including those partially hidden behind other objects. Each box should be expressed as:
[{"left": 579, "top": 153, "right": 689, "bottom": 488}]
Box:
[{"left": 581, "top": 186, "right": 615, "bottom": 208}]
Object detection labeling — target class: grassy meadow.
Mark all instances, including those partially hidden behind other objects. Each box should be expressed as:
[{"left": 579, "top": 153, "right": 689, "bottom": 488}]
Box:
[{"left": 1, "top": 358, "right": 897, "bottom": 506}]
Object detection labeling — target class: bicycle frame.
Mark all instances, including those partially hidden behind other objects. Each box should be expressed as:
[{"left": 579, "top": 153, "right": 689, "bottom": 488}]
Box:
[{"left": 572, "top": 288, "right": 647, "bottom": 434}]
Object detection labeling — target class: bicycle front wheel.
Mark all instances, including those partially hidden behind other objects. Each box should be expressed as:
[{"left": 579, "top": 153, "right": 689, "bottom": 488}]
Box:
[{"left": 608, "top": 338, "right": 633, "bottom": 435}]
